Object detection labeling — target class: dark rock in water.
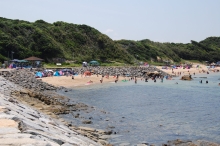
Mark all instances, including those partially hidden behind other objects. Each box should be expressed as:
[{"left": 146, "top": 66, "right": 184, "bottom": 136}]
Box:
[
  {"left": 104, "top": 130, "right": 112, "bottom": 135},
  {"left": 82, "top": 120, "right": 92, "bottom": 124},
  {"left": 181, "top": 75, "right": 192, "bottom": 80}
]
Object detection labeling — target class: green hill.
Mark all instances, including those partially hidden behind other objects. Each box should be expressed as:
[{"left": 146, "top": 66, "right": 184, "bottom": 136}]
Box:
[
  {"left": 0, "top": 17, "right": 133, "bottom": 63},
  {"left": 116, "top": 37, "right": 220, "bottom": 63},
  {"left": 0, "top": 17, "right": 220, "bottom": 64}
]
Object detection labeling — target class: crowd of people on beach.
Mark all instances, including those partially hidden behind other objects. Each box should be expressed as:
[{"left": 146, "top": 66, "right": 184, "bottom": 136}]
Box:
[
  {"left": 79, "top": 69, "right": 220, "bottom": 86},
  {"left": 34, "top": 64, "right": 220, "bottom": 86}
]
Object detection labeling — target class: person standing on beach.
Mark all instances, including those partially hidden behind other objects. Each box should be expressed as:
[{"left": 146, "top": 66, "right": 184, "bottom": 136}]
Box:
[
  {"left": 96, "top": 72, "right": 99, "bottom": 77},
  {"left": 100, "top": 75, "right": 104, "bottom": 83},
  {"left": 134, "top": 76, "right": 137, "bottom": 84},
  {"left": 81, "top": 71, "right": 83, "bottom": 77},
  {"left": 115, "top": 74, "right": 119, "bottom": 83},
  {"left": 100, "top": 77, "right": 103, "bottom": 83}
]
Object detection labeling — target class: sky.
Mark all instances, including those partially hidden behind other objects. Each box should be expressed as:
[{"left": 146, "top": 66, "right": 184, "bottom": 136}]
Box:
[{"left": 1, "top": 0, "right": 220, "bottom": 43}]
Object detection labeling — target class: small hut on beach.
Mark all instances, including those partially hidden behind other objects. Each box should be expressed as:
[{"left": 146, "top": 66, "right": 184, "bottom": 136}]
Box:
[{"left": 23, "top": 56, "right": 44, "bottom": 68}]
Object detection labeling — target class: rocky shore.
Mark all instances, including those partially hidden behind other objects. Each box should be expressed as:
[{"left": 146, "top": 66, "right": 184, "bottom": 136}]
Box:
[
  {"left": 0, "top": 68, "right": 220, "bottom": 146},
  {"left": 71, "top": 66, "right": 169, "bottom": 78},
  {"left": 0, "top": 68, "right": 118, "bottom": 145},
  {"left": 0, "top": 75, "right": 100, "bottom": 145}
]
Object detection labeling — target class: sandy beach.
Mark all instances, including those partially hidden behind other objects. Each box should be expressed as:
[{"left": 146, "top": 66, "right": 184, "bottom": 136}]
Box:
[
  {"left": 41, "top": 74, "right": 118, "bottom": 88},
  {"left": 157, "top": 64, "right": 220, "bottom": 75},
  {"left": 41, "top": 64, "right": 220, "bottom": 88}
]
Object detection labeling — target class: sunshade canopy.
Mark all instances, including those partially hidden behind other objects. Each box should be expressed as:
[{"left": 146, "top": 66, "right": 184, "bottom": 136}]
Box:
[
  {"left": 17, "top": 60, "right": 28, "bottom": 63},
  {"left": 10, "top": 59, "right": 28, "bottom": 63},
  {"left": 89, "top": 60, "right": 100, "bottom": 66}
]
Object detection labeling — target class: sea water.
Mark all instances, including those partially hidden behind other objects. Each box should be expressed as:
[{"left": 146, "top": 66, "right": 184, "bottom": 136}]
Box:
[{"left": 60, "top": 73, "right": 220, "bottom": 145}]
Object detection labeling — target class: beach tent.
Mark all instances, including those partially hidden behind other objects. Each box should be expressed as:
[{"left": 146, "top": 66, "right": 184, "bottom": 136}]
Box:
[
  {"left": 54, "top": 71, "right": 60, "bottom": 76},
  {"left": 59, "top": 71, "right": 63, "bottom": 76},
  {"left": 35, "top": 72, "right": 43, "bottom": 78},
  {"left": 89, "top": 60, "right": 100, "bottom": 66},
  {"left": 162, "top": 66, "right": 167, "bottom": 69},
  {"left": 144, "top": 62, "right": 148, "bottom": 66},
  {"left": 84, "top": 71, "right": 91, "bottom": 76}
]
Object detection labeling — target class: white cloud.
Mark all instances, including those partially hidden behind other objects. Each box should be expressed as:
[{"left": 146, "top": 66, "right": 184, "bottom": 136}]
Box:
[{"left": 104, "top": 29, "right": 114, "bottom": 33}]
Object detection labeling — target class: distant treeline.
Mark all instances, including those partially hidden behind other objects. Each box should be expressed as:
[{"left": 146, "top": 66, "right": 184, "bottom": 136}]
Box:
[{"left": 0, "top": 17, "right": 219, "bottom": 64}]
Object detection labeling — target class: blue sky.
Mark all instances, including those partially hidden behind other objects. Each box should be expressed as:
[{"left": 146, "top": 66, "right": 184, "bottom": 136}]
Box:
[{"left": 1, "top": 0, "right": 220, "bottom": 43}]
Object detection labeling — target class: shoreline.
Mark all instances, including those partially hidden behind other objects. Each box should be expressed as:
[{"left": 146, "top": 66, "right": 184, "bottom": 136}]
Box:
[{"left": 40, "top": 64, "right": 220, "bottom": 89}]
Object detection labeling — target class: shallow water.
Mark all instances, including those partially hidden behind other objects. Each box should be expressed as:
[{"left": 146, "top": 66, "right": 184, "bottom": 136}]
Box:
[{"left": 61, "top": 73, "right": 220, "bottom": 145}]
